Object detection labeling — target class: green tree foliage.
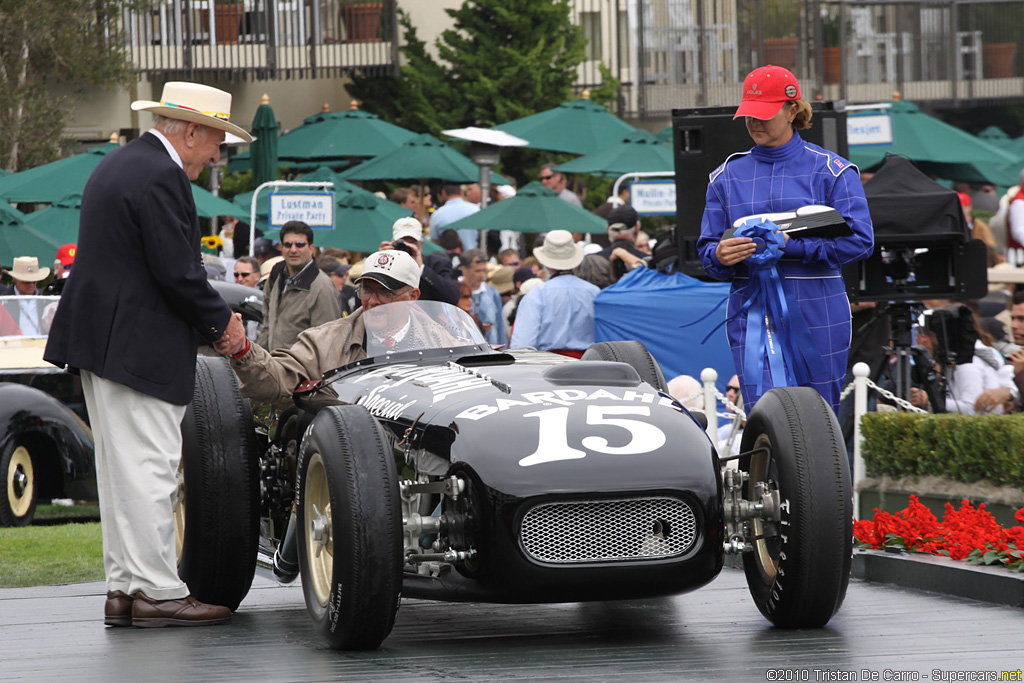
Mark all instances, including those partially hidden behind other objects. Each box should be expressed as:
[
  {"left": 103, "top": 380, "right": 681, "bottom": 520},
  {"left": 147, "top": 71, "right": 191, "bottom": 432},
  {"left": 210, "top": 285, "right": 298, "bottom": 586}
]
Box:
[
  {"left": 0, "top": 0, "right": 140, "bottom": 172},
  {"left": 348, "top": 1, "right": 605, "bottom": 132},
  {"left": 348, "top": 1, "right": 621, "bottom": 190}
]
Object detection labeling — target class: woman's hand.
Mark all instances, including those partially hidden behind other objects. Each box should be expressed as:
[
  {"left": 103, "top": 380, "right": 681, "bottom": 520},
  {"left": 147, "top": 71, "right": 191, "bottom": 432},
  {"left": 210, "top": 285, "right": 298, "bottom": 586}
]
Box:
[{"left": 715, "top": 236, "right": 757, "bottom": 266}]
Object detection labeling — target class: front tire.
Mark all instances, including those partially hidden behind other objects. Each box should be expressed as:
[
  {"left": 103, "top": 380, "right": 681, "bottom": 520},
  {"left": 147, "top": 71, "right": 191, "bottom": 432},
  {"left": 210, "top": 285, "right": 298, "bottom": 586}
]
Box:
[
  {"left": 739, "top": 387, "right": 851, "bottom": 628},
  {"left": 177, "top": 355, "right": 261, "bottom": 611},
  {"left": 582, "top": 340, "right": 669, "bottom": 392},
  {"left": 1, "top": 442, "right": 36, "bottom": 527},
  {"left": 296, "top": 405, "right": 402, "bottom": 650}
]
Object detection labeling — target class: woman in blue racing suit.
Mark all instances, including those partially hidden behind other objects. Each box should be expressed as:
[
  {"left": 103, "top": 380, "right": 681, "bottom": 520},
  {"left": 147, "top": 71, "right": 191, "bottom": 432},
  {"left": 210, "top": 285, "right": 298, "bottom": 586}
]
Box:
[{"left": 696, "top": 65, "right": 874, "bottom": 414}]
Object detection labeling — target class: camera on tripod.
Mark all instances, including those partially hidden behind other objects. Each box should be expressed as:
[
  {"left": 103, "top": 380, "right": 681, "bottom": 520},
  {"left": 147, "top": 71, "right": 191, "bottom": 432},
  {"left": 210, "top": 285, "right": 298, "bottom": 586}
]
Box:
[{"left": 843, "top": 155, "right": 988, "bottom": 410}]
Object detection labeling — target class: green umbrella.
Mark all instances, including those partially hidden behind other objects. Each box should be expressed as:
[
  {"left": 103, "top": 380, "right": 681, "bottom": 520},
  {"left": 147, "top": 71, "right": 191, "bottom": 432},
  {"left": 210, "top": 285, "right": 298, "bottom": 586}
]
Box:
[
  {"left": 978, "top": 125, "right": 1011, "bottom": 142},
  {"left": 229, "top": 103, "right": 417, "bottom": 172},
  {"left": 22, "top": 194, "right": 83, "bottom": 245},
  {"left": 1008, "top": 136, "right": 1024, "bottom": 163},
  {"left": 264, "top": 191, "right": 412, "bottom": 253},
  {"left": 341, "top": 134, "right": 509, "bottom": 185},
  {"left": 441, "top": 182, "right": 606, "bottom": 235},
  {"left": 847, "top": 100, "right": 1020, "bottom": 185},
  {"left": 250, "top": 95, "right": 279, "bottom": 187},
  {"left": 553, "top": 130, "right": 675, "bottom": 178},
  {"left": 0, "top": 199, "right": 61, "bottom": 265},
  {"left": 492, "top": 93, "right": 635, "bottom": 155},
  {"left": 0, "top": 141, "right": 118, "bottom": 204},
  {"left": 16, "top": 187, "right": 244, "bottom": 248},
  {"left": 655, "top": 125, "right": 674, "bottom": 146},
  {"left": 192, "top": 185, "right": 248, "bottom": 220}
]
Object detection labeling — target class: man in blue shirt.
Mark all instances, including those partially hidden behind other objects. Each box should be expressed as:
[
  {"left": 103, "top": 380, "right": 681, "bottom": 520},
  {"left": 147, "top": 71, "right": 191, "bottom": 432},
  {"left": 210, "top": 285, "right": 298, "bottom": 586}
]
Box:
[
  {"left": 510, "top": 230, "right": 599, "bottom": 356},
  {"left": 429, "top": 183, "right": 481, "bottom": 249}
]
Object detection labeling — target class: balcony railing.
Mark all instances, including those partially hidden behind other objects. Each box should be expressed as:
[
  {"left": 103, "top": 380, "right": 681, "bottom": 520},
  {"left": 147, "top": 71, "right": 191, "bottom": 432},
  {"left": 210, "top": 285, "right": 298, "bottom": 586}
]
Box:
[
  {"left": 124, "top": 0, "right": 398, "bottom": 80},
  {"left": 572, "top": 0, "right": 1024, "bottom": 120}
]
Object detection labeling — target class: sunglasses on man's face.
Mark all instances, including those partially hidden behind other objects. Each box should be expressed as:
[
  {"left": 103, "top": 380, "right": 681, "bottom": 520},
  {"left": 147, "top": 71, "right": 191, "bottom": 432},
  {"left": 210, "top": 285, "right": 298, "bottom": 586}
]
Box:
[
  {"left": 727, "top": 385, "right": 740, "bottom": 392},
  {"left": 282, "top": 240, "right": 308, "bottom": 249},
  {"left": 540, "top": 174, "right": 555, "bottom": 181},
  {"left": 234, "top": 271, "right": 253, "bottom": 278}
]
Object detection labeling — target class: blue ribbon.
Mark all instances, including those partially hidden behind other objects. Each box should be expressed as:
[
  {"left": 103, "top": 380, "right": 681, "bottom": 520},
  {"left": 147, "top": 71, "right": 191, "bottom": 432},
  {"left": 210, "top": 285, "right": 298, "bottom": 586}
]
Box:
[{"left": 731, "top": 217, "right": 826, "bottom": 395}]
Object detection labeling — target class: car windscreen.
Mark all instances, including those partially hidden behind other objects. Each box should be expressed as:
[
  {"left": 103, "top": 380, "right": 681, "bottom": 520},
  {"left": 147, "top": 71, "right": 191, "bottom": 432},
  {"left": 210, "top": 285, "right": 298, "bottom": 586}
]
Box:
[
  {"left": 0, "top": 295, "right": 61, "bottom": 340},
  {"left": 362, "top": 300, "right": 490, "bottom": 358}
]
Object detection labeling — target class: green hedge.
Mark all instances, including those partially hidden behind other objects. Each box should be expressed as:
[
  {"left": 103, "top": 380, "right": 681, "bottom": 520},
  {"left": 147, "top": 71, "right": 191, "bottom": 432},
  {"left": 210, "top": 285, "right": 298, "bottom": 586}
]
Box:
[{"left": 861, "top": 413, "right": 1024, "bottom": 488}]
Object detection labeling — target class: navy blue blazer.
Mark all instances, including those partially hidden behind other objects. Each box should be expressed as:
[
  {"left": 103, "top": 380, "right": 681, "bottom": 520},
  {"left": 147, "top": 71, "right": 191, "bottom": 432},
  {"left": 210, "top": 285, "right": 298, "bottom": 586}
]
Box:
[{"left": 45, "top": 133, "right": 232, "bottom": 405}]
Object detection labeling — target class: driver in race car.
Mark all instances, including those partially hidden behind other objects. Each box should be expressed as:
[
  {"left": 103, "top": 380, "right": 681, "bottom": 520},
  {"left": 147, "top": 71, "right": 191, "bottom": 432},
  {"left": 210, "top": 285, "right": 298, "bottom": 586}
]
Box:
[{"left": 222, "top": 249, "right": 460, "bottom": 406}]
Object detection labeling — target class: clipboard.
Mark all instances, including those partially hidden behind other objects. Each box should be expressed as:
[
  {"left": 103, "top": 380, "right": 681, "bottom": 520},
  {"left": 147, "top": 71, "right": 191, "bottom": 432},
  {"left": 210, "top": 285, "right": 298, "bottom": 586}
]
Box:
[{"left": 725, "top": 205, "right": 853, "bottom": 240}]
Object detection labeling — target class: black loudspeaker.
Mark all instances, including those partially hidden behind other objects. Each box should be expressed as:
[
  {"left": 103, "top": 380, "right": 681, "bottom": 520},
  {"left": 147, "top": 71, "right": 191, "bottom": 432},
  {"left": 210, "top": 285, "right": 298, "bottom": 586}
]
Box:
[{"left": 669, "top": 102, "right": 848, "bottom": 273}]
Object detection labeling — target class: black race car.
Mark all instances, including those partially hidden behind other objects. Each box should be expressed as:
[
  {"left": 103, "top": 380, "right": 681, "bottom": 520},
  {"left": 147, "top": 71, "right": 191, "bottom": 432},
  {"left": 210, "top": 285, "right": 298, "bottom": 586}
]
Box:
[
  {"left": 176, "top": 301, "right": 851, "bottom": 650},
  {"left": 0, "top": 295, "right": 95, "bottom": 527}
]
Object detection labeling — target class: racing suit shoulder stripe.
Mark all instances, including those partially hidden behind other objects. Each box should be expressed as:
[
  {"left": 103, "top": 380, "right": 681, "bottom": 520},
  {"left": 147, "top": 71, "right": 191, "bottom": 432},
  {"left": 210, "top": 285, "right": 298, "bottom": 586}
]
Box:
[
  {"left": 802, "top": 144, "right": 859, "bottom": 178},
  {"left": 709, "top": 150, "right": 751, "bottom": 183}
]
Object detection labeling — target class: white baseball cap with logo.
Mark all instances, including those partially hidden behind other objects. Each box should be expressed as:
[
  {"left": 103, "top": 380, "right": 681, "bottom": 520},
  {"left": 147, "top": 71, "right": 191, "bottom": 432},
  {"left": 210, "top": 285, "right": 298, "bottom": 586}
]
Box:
[{"left": 356, "top": 249, "right": 422, "bottom": 291}]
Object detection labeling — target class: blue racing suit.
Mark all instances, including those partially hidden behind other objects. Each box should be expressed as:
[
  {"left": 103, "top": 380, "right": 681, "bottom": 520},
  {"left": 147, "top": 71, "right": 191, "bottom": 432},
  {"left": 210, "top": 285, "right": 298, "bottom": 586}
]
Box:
[{"left": 697, "top": 132, "right": 874, "bottom": 414}]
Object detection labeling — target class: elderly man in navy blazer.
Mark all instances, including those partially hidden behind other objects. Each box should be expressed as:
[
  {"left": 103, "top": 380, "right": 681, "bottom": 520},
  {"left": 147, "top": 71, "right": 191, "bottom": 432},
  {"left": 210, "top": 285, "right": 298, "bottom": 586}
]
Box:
[{"left": 45, "top": 82, "right": 250, "bottom": 628}]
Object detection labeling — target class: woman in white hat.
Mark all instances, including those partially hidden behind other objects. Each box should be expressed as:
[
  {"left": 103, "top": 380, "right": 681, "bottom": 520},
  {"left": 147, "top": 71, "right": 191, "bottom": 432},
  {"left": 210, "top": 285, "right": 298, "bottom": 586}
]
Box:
[
  {"left": 44, "top": 81, "right": 252, "bottom": 629},
  {"left": 509, "top": 230, "right": 600, "bottom": 357}
]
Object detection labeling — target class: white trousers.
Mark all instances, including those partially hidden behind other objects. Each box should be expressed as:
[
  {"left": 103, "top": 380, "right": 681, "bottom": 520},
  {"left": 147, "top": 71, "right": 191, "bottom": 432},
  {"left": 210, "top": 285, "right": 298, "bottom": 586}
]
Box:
[{"left": 81, "top": 371, "right": 189, "bottom": 599}]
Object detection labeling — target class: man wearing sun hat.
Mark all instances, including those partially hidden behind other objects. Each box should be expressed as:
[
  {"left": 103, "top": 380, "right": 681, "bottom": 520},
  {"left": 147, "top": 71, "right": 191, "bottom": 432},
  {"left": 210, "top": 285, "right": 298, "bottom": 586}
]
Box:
[
  {"left": 696, "top": 65, "right": 873, "bottom": 416},
  {"left": 2, "top": 256, "right": 52, "bottom": 335},
  {"left": 226, "top": 249, "right": 459, "bottom": 405},
  {"left": 44, "top": 82, "right": 252, "bottom": 629},
  {"left": 509, "top": 230, "right": 600, "bottom": 357}
]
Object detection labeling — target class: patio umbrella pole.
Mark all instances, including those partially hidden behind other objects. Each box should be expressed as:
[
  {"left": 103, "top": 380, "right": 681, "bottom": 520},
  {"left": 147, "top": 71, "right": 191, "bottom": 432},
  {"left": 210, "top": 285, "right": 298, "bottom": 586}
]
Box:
[{"left": 248, "top": 180, "right": 335, "bottom": 256}]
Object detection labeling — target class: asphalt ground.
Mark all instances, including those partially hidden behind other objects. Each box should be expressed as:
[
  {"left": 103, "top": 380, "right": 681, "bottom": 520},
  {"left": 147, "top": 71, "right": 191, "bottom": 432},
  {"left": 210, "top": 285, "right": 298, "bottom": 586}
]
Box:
[{"left": 2, "top": 567, "right": 1021, "bottom": 682}]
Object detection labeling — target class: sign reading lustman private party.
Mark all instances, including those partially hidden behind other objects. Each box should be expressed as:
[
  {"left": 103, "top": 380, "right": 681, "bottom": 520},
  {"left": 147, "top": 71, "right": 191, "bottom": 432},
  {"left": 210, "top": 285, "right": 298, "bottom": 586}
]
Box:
[{"left": 269, "top": 192, "right": 336, "bottom": 228}]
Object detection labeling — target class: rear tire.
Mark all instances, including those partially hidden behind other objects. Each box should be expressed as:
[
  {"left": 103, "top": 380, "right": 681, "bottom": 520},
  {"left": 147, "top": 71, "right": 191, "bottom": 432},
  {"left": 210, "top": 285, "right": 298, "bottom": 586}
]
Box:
[
  {"left": 296, "top": 404, "right": 402, "bottom": 650},
  {"left": 739, "top": 387, "right": 851, "bottom": 628},
  {"left": 1, "top": 442, "right": 36, "bottom": 527},
  {"left": 582, "top": 340, "right": 669, "bottom": 392},
  {"left": 177, "top": 355, "right": 261, "bottom": 611}
]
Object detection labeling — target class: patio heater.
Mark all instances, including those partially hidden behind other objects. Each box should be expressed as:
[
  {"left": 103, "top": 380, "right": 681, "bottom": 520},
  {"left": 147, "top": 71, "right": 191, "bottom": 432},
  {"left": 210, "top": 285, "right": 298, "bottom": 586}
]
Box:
[{"left": 441, "top": 127, "right": 528, "bottom": 209}]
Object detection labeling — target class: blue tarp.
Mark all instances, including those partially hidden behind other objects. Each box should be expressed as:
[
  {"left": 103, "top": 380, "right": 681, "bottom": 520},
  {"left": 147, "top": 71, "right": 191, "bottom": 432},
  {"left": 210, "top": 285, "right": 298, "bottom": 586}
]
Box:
[{"left": 594, "top": 267, "right": 735, "bottom": 385}]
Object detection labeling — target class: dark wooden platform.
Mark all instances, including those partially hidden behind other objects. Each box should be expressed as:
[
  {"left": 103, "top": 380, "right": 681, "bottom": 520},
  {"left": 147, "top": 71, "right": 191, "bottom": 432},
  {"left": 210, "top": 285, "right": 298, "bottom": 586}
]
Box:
[{"left": 1, "top": 568, "right": 1020, "bottom": 682}]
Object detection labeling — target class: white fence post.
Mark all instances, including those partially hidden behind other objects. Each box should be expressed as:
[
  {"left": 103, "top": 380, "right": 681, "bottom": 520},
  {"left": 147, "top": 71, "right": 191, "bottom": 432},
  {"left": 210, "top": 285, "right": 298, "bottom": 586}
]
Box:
[
  {"left": 852, "top": 361, "right": 870, "bottom": 519},
  {"left": 700, "top": 367, "right": 718, "bottom": 442}
]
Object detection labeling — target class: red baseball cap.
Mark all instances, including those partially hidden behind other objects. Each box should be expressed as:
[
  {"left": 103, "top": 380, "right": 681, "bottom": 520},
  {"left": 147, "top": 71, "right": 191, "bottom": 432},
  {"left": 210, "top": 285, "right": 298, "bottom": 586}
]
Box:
[
  {"left": 734, "top": 65, "right": 802, "bottom": 120},
  {"left": 56, "top": 243, "right": 77, "bottom": 268},
  {"left": 957, "top": 192, "right": 972, "bottom": 208}
]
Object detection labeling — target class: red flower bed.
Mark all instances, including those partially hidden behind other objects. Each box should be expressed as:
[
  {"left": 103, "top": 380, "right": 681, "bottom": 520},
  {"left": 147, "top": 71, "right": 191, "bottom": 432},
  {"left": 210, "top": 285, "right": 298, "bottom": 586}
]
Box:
[{"left": 854, "top": 496, "right": 1024, "bottom": 570}]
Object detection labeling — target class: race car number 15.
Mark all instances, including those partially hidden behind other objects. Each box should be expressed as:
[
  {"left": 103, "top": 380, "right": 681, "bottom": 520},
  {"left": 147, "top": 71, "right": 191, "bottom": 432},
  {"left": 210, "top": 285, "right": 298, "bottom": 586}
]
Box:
[{"left": 518, "top": 405, "right": 667, "bottom": 467}]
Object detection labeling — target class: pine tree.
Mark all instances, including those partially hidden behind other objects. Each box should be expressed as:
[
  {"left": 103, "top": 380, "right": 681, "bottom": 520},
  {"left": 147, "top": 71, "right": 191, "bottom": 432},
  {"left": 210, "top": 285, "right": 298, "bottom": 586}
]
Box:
[{"left": 348, "top": 0, "right": 595, "bottom": 133}]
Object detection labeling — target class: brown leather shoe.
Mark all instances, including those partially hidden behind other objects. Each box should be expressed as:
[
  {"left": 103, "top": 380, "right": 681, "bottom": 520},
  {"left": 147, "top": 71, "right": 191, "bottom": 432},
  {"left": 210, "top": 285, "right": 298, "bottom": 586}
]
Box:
[
  {"left": 104, "top": 590, "right": 134, "bottom": 627},
  {"left": 131, "top": 592, "right": 231, "bottom": 628}
]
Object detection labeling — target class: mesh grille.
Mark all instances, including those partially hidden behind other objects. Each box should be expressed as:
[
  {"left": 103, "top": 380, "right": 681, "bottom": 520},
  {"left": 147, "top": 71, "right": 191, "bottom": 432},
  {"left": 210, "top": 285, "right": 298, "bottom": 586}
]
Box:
[{"left": 520, "top": 497, "right": 698, "bottom": 564}]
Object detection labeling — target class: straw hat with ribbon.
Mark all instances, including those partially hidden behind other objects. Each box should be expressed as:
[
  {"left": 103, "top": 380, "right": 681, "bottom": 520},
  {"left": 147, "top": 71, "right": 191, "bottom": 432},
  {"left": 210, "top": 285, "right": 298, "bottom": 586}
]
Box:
[{"left": 131, "top": 82, "right": 253, "bottom": 144}]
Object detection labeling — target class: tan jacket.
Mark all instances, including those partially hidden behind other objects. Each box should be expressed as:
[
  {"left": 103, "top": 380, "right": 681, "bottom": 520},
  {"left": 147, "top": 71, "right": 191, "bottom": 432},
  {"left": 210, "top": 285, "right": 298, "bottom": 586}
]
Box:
[
  {"left": 232, "top": 306, "right": 466, "bottom": 406},
  {"left": 234, "top": 309, "right": 368, "bottom": 406},
  {"left": 257, "top": 260, "right": 340, "bottom": 351}
]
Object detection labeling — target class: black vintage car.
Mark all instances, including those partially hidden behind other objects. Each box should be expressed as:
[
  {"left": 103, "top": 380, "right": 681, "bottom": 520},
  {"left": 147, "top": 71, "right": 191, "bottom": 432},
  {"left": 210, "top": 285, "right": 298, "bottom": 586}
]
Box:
[
  {"left": 176, "top": 301, "right": 852, "bottom": 650},
  {"left": 0, "top": 295, "right": 95, "bottom": 527}
]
